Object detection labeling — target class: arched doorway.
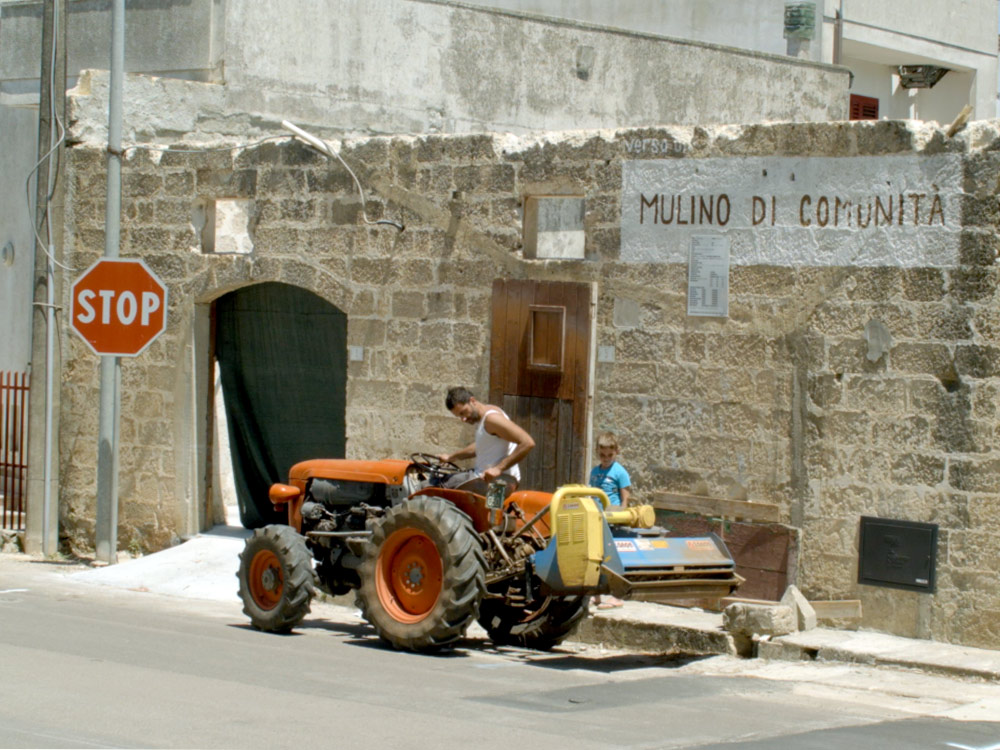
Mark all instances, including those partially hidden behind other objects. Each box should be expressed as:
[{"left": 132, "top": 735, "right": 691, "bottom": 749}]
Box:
[{"left": 213, "top": 282, "right": 347, "bottom": 527}]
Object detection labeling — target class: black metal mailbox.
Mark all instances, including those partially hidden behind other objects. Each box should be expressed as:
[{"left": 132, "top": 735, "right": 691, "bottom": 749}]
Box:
[{"left": 857, "top": 516, "right": 938, "bottom": 593}]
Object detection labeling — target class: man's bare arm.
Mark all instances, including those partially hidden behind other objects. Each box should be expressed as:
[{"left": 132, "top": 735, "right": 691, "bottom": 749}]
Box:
[{"left": 440, "top": 442, "right": 476, "bottom": 464}]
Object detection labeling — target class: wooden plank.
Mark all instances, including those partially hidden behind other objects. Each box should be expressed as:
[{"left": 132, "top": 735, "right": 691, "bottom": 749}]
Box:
[
  {"left": 568, "top": 282, "right": 589, "bottom": 484},
  {"left": 720, "top": 596, "right": 779, "bottom": 606},
  {"left": 518, "top": 395, "right": 544, "bottom": 491},
  {"left": 525, "top": 281, "right": 565, "bottom": 398},
  {"left": 556, "top": 398, "right": 574, "bottom": 486},
  {"left": 489, "top": 279, "right": 506, "bottom": 404},
  {"left": 515, "top": 280, "right": 532, "bottom": 397},
  {"left": 810, "top": 600, "right": 863, "bottom": 620},
  {"left": 567, "top": 281, "right": 587, "bottom": 402},
  {"left": 551, "top": 281, "right": 572, "bottom": 400},
  {"left": 541, "top": 398, "right": 558, "bottom": 476},
  {"left": 544, "top": 283, "right": 567, "bottom": 400},
  {"left": 529, "top": 397, "right": 547, "bottom": 483},
  {"left": 524, "top": 280, "right": 540, "bottom": 397},
  {"left": 505, "top": 279, "right": 518, "bottom": 398},
  {"left": 651, "top": 491, "right": 781, "bottom": 523}
]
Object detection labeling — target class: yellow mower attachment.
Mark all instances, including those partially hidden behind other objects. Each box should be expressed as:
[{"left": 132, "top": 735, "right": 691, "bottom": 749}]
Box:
[{"left": 533, "top": 485, "right": 742, "bottom": 602}]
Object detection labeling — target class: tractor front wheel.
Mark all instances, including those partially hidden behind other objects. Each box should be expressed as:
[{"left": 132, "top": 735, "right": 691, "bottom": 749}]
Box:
[
  {"left": 238, "top": 524, "right": 315, "bottom": 632},
  {"left": 357, "top": 497, "right": 486, "bottom": 651}
]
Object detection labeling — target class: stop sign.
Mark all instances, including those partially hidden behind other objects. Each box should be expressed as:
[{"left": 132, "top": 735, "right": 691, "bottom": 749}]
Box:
[{"left": 70, "top": 258, "right": 168, "bottom": 357}]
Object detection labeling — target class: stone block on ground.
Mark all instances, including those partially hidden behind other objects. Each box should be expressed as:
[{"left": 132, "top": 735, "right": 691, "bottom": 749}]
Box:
[
  {"left": 780, "top": 584, "right": 817, "bottom": 631},
  {"left": 723, "top": 602, "right": 797, "bottom": 639}
]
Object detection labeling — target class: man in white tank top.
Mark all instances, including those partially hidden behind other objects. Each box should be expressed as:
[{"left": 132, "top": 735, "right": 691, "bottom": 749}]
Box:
[{"left": 438, "top": 386, "right": 535, "bottom": 494}]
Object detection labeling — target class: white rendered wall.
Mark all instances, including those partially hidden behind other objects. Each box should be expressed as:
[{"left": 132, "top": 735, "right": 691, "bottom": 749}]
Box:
[
  {"left": 840, "top": 0, "right": 998, "bottom": 56},
  {"left": 0, "top": 0, "right": 223, "bottom": 97},
  {"left": 221, "top": 0, "right": 846, "bottom": 136},
  {"left": 0, "top": 105, "right": 38, "bottom": 373},
  {"left": 458, "top": 0, "right": 791, "bottom": 56}
]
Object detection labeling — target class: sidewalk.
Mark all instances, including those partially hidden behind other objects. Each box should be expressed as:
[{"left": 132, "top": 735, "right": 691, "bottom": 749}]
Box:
[
  {"left": 580, "top": 599, "right": 1000, "bottom": 682},
  {"left": 57, "top": 522, "right": 1000, "bottom": 683}
]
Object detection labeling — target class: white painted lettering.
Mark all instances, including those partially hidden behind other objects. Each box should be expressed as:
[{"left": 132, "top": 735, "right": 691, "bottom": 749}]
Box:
[
  {"left": 77, "top": 289, "right": 96, "bottom": 323},
  {"left": 98, "top": 290, "right": 115, "bottom": 324},
  {"left": 141, "top": 292, "right": 160, "bottom": 326},
  {"left": 929, "top": 194, "right": 945, "bottom": 225},
  {"left": 117, "top": 291, "right": 137, "bottom": 325},
  {"left": 622, "top": 156, "right": 961, "bottom": 267},
  {"left": 638, "top": 194, "right": 730, "bottom": 226}
]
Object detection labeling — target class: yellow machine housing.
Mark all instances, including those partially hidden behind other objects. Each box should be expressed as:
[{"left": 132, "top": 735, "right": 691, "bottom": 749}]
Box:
[{"left": 550, "top": 485, "right": 611, "bottom": 588}]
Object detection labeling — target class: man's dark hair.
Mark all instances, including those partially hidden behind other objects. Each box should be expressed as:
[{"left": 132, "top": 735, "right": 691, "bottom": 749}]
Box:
[{"left": 446, "top": 386, "right": 475, "bottom": 410}]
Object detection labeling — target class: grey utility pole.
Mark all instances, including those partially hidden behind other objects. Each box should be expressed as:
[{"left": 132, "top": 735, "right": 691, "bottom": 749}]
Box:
[
  {"left": 95, "top": 0, "right": 125, "bottom": 564},
  {"left": 26, "top": 0, "right": 65, "bottom": 557}
]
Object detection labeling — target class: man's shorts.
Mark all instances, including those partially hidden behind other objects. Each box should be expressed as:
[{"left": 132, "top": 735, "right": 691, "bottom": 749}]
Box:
[{"left": 443, "top": 470, "right": 518, "bottom": 497}]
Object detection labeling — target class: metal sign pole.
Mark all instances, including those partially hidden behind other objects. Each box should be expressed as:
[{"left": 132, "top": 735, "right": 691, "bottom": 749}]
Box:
[{"left": 95, "top": 0, "right": 124, "bottom": 564}]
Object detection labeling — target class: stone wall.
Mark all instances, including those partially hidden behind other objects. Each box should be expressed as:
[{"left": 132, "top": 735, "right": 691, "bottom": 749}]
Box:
[{"left": 56, "top": 116, "right": 1000, "bottom": 649}]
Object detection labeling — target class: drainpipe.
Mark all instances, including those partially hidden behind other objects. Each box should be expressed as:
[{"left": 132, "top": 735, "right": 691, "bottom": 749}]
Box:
[{"left": 834, "top": 1, "right": 844, "bottom": 66}]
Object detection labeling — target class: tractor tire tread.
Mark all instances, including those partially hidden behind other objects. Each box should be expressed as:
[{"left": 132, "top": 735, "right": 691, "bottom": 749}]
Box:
[
  {"left": 357, "top": 496, "right": 485, "bottom": 651},
  {"left": 479, "top": 595, "right": 590, "bottom": 651},
  {"left": 237, "top": 524, "right": 315, "bottom": 633}
]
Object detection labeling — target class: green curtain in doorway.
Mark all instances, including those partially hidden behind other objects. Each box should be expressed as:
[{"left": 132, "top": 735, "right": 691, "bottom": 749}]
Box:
[{"left": 215, "top": 282, "right": 347, "bottom": 528}]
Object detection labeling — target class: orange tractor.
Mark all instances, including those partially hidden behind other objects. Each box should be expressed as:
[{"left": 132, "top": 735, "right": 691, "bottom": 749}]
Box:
[{"left": 238, "top": 454, "right": 741, "bottom": 651}]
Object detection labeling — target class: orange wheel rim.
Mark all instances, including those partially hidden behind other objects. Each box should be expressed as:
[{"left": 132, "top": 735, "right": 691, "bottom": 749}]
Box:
[
  {"left": 248, "top": 548, "right": 283, "bottom": 610},
  {"left": 375, "top": 528, "right": 442, "bottom": 623}
]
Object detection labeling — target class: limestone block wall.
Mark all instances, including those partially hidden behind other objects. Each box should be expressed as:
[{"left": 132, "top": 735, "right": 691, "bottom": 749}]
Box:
[{"left": 55, "top": 115, "right": 1000, "bottom": 649}]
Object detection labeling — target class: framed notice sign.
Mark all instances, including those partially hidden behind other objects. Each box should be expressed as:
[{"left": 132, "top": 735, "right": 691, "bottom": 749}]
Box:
[{"left": 687, "top": 235, "right": 729, "bottom": 317}]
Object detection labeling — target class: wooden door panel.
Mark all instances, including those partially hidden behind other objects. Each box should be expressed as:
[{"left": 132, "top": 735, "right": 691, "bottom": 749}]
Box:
[
  {"left": 502, "top": 395, "right": 574, "bottom": 492},
  {"left": 492, "top": 280, "right": 590, "bottom": 491}
]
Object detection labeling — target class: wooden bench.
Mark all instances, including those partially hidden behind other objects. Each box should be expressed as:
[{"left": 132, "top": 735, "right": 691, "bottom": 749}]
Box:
[{"left": 649, "top": 492, "right": 781, "bottom": 523}]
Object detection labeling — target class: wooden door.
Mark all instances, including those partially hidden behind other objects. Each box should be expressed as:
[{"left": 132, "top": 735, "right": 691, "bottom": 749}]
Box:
[{"left": 490, "top": 280, "right": 592, "bottom": 492}]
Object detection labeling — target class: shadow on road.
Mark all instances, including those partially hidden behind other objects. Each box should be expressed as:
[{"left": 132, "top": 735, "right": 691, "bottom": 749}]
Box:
[{"left": 253, "top": 614, "right": 717, "bottom": 672}]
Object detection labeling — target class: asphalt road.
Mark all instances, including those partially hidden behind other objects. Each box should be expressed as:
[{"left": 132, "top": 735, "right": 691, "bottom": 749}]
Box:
[{"left": 1, "top": 555, "right": 998, "bottom": 750}]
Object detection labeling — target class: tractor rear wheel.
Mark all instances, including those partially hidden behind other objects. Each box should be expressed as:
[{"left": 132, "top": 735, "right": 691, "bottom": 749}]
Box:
[
  {"left": 478, "top": 594, "right": 590, "bottom": 651},
  {"left": 238, "top": 524, "right": 315, "bottom": 632},
  {"left": 357, "top": 496, "right": 486, "bottom": 651}
]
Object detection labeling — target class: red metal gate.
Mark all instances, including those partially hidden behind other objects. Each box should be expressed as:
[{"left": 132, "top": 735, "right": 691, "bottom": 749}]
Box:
[{"left": 1, "top": 371, "right": 28, "bottom": 531}]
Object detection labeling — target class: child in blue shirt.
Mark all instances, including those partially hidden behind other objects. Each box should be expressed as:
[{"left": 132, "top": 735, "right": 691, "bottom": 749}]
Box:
[
  {"left": 589, "top": 431, "right": 631, "bottom": 507},
  {"left": 589, "top": 432, "right": 631, "bottom": 609}
]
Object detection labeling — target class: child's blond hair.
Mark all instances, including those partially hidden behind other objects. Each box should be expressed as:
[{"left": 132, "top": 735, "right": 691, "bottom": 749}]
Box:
[{"left": 596, "top": 431, "right": 620, "bottom": 452}]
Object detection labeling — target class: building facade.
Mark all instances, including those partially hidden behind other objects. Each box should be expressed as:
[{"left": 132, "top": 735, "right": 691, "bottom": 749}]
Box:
[
  {"left": 3, "top": 1, "right": 999, "bottom": 651},
  {"left": 49, "top": 67, "right": 1000, "bottom": 648}
]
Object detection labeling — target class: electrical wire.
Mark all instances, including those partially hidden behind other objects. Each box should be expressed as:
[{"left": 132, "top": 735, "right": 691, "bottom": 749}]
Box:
[
  {"left": 25, "top": 136, "right": 71, "bottom": 272},
  {"left": 281, "top": 120, "right": 404, "bottom": 231}
]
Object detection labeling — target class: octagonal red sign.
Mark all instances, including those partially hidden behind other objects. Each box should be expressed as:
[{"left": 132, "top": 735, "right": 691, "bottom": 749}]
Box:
[{"left": 70, "top": 258, "right": 168, "bottom": 357}]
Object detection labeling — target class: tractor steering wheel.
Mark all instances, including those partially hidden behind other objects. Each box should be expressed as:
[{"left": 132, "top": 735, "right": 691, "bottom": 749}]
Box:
[{"left": 409, "top": 453, "right": 461, "bottom": 482}]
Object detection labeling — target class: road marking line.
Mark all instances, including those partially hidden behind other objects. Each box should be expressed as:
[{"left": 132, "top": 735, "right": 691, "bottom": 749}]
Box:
[{"left": 0, "top": 588, "right": 28, "bottom": 594}]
